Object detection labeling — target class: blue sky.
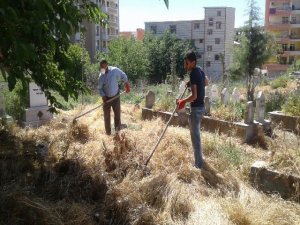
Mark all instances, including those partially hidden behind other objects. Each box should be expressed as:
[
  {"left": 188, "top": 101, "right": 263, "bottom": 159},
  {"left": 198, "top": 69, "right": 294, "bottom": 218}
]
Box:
[{"left": 119, "top": 0, "right": 265, "bottom": 31}]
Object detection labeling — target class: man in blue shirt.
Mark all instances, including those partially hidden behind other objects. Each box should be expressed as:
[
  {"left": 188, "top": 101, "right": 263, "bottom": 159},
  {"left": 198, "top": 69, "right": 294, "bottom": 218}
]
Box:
[
  {"left": 177, "top": 50, "right": 208, "bottom": 169},
  {"left": 98, "top": 59, "right": 130, "bottom": 135}
]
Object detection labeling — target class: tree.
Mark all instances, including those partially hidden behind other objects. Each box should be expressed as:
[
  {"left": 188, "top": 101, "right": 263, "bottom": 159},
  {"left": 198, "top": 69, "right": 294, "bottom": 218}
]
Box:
[
  {"left": 99, "top": 37, "right": 150, "bottom": 82},
  {"left": 144, "top": 31, "right": 194, "bottom": 82},
  {"left": 229, "top": 0, "right": 275, "bottom": 101},
  {"left": 0, "top": 0, "right": 106, "bottom": 110}
]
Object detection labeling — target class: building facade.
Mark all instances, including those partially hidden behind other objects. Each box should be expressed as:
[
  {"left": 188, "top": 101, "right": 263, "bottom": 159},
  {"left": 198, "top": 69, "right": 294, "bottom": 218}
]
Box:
[
  {"left": 73, "top": 0, "right": 120, "bottom": 61},
  {"left": 145, "top": 7, "right": 235, "bottom": 81},
  {"left": 265, "top": 0, "right": 300, "bottom": 73},
  {"left": 120, "top": 28, "right": 145, "bottom": 41}
]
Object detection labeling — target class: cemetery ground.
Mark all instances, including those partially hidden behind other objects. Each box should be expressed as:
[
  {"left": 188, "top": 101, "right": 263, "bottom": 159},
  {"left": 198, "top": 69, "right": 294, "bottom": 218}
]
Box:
[{"left": 0, "top": 74, "right": 300, "bottom": 224}]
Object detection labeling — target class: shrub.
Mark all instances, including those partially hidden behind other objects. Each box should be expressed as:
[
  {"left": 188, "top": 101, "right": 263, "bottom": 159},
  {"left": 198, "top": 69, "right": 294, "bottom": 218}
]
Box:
[
  {"left": 4, "top": 82, "right": 28, "bottom": 120},
  {"left": 265, "top": 92, "right": 286, "bottom": 112},
  {"left": 211, "top": 101, "right": 246, "bottom": 122},
  {"left": 282, "top": 91, "right": 300, "bottom": 117},
  {"left": 270, "top": 75, "right": 290, "bottom": 89}
]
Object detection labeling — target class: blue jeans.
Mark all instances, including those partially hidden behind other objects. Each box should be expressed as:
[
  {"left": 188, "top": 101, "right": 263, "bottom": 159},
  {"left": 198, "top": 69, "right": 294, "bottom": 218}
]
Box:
[{"left": 189, "top": 107, "right": 205, "bottom": 169}]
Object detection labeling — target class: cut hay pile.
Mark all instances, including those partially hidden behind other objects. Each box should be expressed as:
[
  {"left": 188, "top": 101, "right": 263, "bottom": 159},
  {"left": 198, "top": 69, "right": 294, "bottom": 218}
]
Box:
[{"left": 0, "top": 103, "right": 300, "bottom": 225}]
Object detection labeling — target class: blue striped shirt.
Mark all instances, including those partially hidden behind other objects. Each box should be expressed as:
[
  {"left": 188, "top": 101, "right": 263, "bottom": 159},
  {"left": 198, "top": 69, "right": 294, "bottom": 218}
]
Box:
[{"left": 98, "top": 66, "right": 128, "bottom": 97}]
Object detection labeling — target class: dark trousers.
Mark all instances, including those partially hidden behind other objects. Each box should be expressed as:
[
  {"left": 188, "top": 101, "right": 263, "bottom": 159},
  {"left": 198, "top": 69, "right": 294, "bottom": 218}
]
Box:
[{"left": 103, "top": 95, "right": 121, "bottom": 135}]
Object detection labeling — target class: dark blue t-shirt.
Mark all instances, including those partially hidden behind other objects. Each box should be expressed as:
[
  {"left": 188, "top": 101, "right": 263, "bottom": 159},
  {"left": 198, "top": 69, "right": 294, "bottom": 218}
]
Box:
[{"left": 189, "top": 66, "right": 205, "bottom": 108}]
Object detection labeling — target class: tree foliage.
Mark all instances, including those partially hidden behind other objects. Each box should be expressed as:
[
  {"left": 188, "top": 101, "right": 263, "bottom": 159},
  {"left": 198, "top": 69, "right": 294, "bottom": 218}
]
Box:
[
  {"left": 144, "top": 31, "right": 194, "bottom": 82},
  {"left": 229, "top": 0, "right": 276, "bottom": 101},
  {"left": 100, "top": 37, "right": 150, "bottom": 82},
  {"left": 0, "top": 0, "right": 105, "bottom": 110},
  {"left": 100, "top": 31, "right": 194, "bottom": 83}
]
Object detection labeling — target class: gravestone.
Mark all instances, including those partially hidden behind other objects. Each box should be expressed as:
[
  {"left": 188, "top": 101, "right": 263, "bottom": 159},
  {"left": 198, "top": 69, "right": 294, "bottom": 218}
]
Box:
[
  {"left": 205, "top": 86, "right": 209, "bottom": 97},
  {"left": 244, "top": 101, "right": 254, "bottom": 124},
  {"left": 23, "top": 82, "right": 53, "bottom": 127},
  {"left": 256, "top": 91, "right": 265, "bottom": 123},
  {"left": 210, "top": 85, "right": 218, "bottom": 102},
  {"left": 204, "top": 96, "right": 210, "bottom": 115},
  {"left": 232, "top": 88, "right": 240, "bottom": 105},
  {"left": 145, "top": 91, "right": 155, "bottom": 109},
  {"left": 221, "top": 88, "right": 229, "bottom": 106}
]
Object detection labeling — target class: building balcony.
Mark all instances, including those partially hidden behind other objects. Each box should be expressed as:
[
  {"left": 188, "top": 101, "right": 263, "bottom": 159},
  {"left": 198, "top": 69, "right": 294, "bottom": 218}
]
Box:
[
  {"left": 276, "top": 36, "right": 300, "bottom": 43},
  {"left": 270, "top": 0, "right": 291, "bottom": 3},
  {"left": 282, "top": 50, "right": 300, "bottom": 56},
  {"left": 108, "top": 34, "right": 118, "bottom": 40},
  {"left": 107, "top": 6, "right": 118, "bottom": 15},
  {"left": 101, "top": 5, "right": 108, "bottom": 13},
  {"left": 269, "top": 8, "right": 291, "bottom": 16},
  {"left": 108, "top": 21, "right": 118, "bottom": 28},
  {"left": 101, "top": 33, "right": 109, "bottom": 40},
  {"left": 267, "top": 22, "right": 290, "bottom": 29}
]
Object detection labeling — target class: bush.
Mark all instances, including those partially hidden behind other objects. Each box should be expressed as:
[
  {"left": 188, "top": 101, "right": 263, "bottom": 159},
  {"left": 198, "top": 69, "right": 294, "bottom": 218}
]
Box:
[
  {"left": 4, "top": 82, "right": 28, "bottom": 120},
  {"left": 282, "top": 91, "right": 300, "bottom": 116},
  {"left": 211, "top": 101, "right": 246, "bottom": 122},
  {"left": 270, "top": 75, "right": 290, "bottom": 89},
  {"left": 265, "top": 92, "right": 286, "bottom": 112}
]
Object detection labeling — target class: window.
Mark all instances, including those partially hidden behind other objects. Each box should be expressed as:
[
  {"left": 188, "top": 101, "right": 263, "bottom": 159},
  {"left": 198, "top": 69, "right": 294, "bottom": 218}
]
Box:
[
  {"left": 107, "top": 1, "right": 109, "bottom": 7},
  {"left": 209, "top": 18, "right": 214, "bottom": 26},
  {"left": 206, "top": 61, "right": 211, "bottom": 67},
  {"left": 199, "top": 39, "right": 204, "bottom": 44},
  {"left": 207, "top": 29, "right": 213, "bottom": 35},
  {"left": 192, "top": 40, "right": 195, "bottom": 45},
  {"left": 96, "top": 26, "right": 100, "bottom": 36},
  {"left": 282, "top": 44, "right": 288, "bottom": 51},
  {"left": 116, "top": 29, "right": 119, "bottom": 35},
  {"left": 216, "top": 22, "right": 222, "bottom": 29},
  {"left": 96, "top": 40, "right": 100, "bottom": 50},
  {"left": 107, "top": 28, "right": 110, "bottom": 35},
  {"left": 290, "top": 44, "right": 295, "bottom": 51},
  {"left": 215, "top": 38, "right": 220, "bottom": 44},
  {"left": 150, "top": 25, "right": 157, "bottom": 34},
  {"left": 291, "top": 17, "right": 296, "bottom": 24},
  {"left": 103, "top": 41, "right": 107, "bottom": 49},
  {"left": 282, "top": 17, "right": 289, "bottom": 24},
  {"left": 115, "top": 3, "right": 118, "bottom": 8},
  {"left": 194, "top": 23, "right": 200, "bottom": 30},
  {"left": 215, "top": 54, "right": 220, "bottom": 60},
  {"left": 217, "top": 11, "right": 221, "bottom": 16},
  {"left": 197, "top": 54, "right": 202, "bottom": 59},
  {"left": 207, "top": 45, "right": 212, "bottom": 51},
  {"left": 170, "top": 25, "right": 176, "bottom": 34}
]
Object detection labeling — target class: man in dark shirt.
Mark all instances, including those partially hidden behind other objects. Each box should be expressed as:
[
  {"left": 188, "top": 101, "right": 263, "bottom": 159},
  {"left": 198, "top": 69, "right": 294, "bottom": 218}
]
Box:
[{"left": 177, "top": 50, "right": 208, "bottom": 169}]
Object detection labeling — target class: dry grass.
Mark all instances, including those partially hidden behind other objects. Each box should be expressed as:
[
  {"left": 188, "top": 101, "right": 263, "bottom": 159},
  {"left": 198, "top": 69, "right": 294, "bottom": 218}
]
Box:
[{"left": 0, "top": 103, "right": 300, "bottom": 225}]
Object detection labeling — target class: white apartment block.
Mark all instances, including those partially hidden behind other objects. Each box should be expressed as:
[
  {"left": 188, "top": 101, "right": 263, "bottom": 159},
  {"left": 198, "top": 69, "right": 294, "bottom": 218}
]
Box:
[
  {"left": 73, "top": 0, "right": 120, "bottom": 61},
  {"left": 145, "top": 7, "right": 235, "bottom": 81}
]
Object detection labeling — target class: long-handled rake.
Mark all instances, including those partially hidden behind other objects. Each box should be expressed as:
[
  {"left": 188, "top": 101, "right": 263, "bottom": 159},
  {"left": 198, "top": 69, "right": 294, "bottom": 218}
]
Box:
[
  {"left": 144, "top": 86, "right": 188, "bottom": 166},
  {"left": 72, "top": 91, "right": 126, "bottom": 124}
]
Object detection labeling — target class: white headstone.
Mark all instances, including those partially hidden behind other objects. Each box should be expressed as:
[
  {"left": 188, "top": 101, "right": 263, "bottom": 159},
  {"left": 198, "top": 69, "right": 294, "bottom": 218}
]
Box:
[
  {"left": 210, "top": 85, "right": 218, "bottom": 102},
  {"left": 232, "top": 88, "right": 240, "bottom": 105},
  {"left": 244, "top": 101, "right": 254, "bottom": 124},
  {"left": 29, "top": 83, "right": 48, "bottom": 107},
  {"left": 221, "top": 88, "right": 229, "bottom": 106},
  {"left": 256, "top": 91, "right": 265, "bottom": 123}
]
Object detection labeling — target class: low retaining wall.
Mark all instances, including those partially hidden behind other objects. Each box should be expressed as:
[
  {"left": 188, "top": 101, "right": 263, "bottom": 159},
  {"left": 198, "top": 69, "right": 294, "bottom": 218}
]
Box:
[
  {"left": 142, "top": 108, "right": 256, "bottom": 143},
  {"left": 250, "top": 161, "right": 300, "bottom": 202},
  {"left": 268, "top": 111, "right": 300, "bottom": 134}
]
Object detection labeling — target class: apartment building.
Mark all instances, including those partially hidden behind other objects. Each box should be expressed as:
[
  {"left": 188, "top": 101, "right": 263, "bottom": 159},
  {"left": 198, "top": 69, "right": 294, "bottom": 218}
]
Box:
[
  {"left": 145, "top": 7, "right": 235, "bottom": 81},
  {"left": 120, "top": 28, "right": 145, "bottom": 41},
  {"left": 265, "top": 0, "right": 300, "bottom": 73},
  {"left": 73, "top": 0, "right": 119, "bottom": 61}
]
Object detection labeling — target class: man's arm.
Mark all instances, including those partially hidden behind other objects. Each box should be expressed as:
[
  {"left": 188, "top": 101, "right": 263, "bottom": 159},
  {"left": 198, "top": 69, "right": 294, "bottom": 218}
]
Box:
[
  {"left": 205, "top": 76, "right": 209, "bottom": 86},
  {"left": 116, "top": 68, "right": 130, "bottom": 93},
  {"left": 182, "top": 84, "right": 197, "bottom": 103}
]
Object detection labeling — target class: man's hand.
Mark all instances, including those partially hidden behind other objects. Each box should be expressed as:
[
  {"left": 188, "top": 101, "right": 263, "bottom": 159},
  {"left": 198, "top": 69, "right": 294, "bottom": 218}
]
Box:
[
  {"left": 125, "top": 83, "right": 130, "bottom": 93},
  {"left": 102, "top": 96, "right": 108, "bottom": 103},
  {"left": 177, "top": 99, "right": 186, "bottom": 110}
]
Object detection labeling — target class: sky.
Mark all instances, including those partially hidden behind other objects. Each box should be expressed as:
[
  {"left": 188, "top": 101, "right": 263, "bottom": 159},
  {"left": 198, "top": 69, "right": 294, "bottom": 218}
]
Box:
[{"left": 119, "top": 0, "right": 265, "bottom": 31}]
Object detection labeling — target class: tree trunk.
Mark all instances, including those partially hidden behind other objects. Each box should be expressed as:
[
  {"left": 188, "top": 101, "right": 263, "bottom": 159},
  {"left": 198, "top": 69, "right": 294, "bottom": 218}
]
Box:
[{"left": 247, "top": 73, "right": 255, "bottom": 101}]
